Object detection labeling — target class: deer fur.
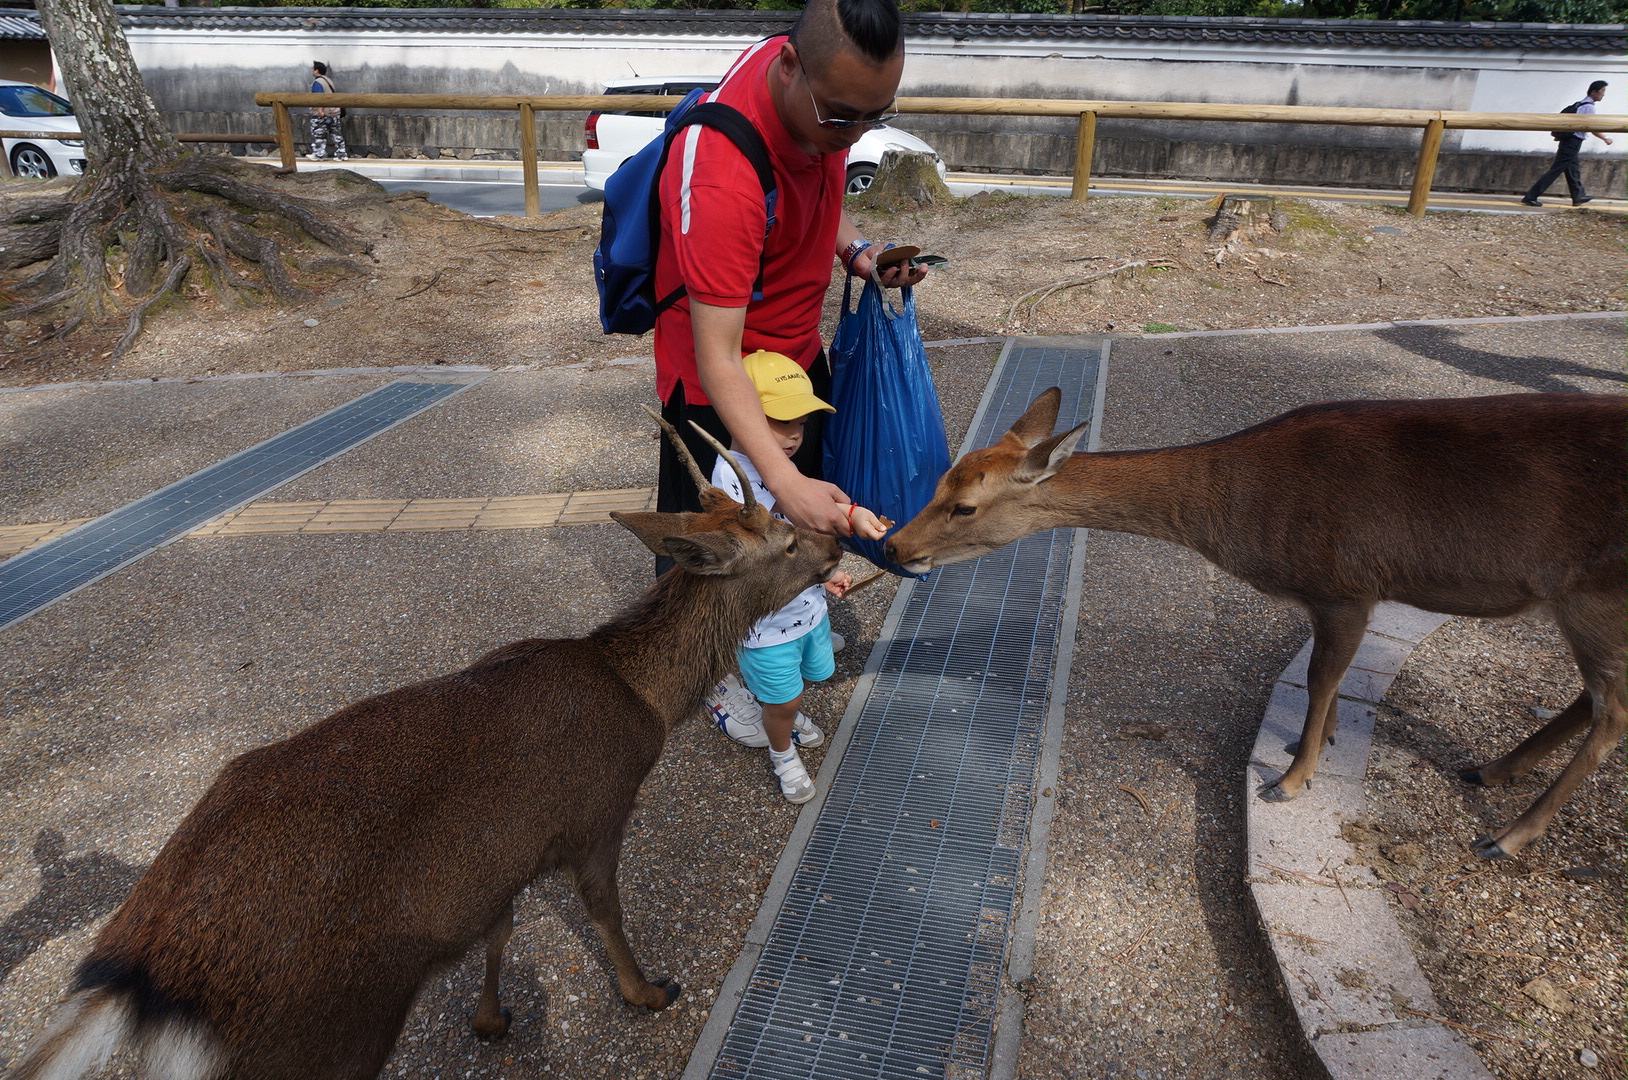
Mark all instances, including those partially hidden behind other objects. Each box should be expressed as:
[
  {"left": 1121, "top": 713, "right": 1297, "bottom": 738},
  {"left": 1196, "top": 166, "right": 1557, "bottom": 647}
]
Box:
[
  {"left": 10, "top": 417, "right": 841, "bottom": 1080},
  {"left": 886, "top": 388, "right": 1626, "bottom": 860}
]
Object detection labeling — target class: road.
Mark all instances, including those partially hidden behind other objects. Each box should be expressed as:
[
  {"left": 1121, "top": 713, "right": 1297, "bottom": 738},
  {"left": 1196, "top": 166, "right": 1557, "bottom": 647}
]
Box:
[{"left": 307, "top": 158, "right": 1622, "bottom": 218}]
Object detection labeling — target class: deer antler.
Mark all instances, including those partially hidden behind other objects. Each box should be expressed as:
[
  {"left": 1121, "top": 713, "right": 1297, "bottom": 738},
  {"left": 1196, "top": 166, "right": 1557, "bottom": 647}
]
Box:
[
  {"left": 685, "top": 421, "right": 764, "bottom": 520},
  {"left": 639, "top": 405, "right": 763, "bottom": 519}
]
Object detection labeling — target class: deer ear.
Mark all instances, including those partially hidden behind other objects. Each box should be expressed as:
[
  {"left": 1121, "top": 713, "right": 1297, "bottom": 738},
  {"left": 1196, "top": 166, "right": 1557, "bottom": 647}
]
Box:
[
  {"left": 611, "top": 510, "right": 706, "bottom": 557},
  {"left": 661, "top": 531, "right": 746, "bottom": 576},
  {"left": 1007, "top": 388, "right": 1064, "bottom": 447},
  {"left": 1011, "top": 421, "right": 1088, "bottom": 484}
]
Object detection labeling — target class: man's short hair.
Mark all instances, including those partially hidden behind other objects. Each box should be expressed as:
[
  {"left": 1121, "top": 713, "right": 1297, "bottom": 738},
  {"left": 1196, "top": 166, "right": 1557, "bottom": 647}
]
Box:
[
  {"left": 313, "top": 61, "right": 328, "bottom": 76},
  {"left": 791, "top": 0, "right": 903, "bottom": 70},
  {"left": 1588, "top": 79, "right": 1608, "bottom": 94}
]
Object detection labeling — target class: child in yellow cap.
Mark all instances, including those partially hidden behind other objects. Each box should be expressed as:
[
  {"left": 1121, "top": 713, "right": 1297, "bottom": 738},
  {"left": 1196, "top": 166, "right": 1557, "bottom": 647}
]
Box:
[{"left": 705, "top": 350, "right": 889, "bottom": 803}]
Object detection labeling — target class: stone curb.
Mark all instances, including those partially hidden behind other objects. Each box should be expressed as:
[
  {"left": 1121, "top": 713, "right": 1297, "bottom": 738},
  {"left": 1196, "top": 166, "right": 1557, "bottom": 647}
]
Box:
[{"left": 1245, "top": 602, "right": 1498, "bottom": 1080}]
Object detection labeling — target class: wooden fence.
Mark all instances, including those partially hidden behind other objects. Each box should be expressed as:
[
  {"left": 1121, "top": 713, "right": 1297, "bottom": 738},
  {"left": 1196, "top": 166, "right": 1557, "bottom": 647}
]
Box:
[
  {"left": 10, "top": 95, "right": 1624, "bottom": 216},
  {"left": 255, "top": 91, "right": 1625, "bottom": 216}
]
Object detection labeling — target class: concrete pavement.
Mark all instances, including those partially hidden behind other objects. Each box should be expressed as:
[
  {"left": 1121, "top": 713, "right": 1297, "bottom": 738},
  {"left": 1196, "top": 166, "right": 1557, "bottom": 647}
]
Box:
[{"left": 0, "top": 314, "right": 1622, "bottom": 1077}]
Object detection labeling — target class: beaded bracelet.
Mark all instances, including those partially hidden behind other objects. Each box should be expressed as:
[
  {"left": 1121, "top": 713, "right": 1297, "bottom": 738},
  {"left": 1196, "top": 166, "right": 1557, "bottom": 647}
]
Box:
[{"left": 841, "top": 238, "right": 873, "bottom": 276}]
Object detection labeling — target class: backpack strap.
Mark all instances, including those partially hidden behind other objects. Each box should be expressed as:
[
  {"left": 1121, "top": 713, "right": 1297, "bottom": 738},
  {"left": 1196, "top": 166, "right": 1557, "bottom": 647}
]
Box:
[{"left": 648, "top": 101, "right": 778, "bottom": 321}]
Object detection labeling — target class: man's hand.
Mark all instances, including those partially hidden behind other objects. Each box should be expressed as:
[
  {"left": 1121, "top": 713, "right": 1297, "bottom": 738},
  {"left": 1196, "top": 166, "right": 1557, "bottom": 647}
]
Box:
[
  {"left": 769, "top": 472, "right": 852, "bottom": 534},
  {"left": 849, "top": 246, "right": 929, "bottom": 289}
]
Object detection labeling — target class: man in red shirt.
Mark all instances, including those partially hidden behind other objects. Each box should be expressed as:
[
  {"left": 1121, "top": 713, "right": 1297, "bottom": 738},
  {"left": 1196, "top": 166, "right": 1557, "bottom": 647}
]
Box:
[{"left": 653, "top": 0, "right": 928, "bottom": 540}]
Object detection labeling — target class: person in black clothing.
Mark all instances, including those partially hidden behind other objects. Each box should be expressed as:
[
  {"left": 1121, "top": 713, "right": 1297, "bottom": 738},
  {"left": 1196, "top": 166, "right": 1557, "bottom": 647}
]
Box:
[{"left": 1522, "top": 80, "right": 1612, "bottom": 207}]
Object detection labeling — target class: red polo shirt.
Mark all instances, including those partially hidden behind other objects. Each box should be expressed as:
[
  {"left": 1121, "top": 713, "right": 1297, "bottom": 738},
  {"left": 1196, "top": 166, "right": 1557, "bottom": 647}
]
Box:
[{"left": 653, "top": 36, "right": 847, "bottom": 407}]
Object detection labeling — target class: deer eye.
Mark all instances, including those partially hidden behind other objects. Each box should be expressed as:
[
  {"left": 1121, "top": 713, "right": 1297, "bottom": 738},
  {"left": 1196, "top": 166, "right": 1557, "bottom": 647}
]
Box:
[
  {"left": 786, "top": 537, "right": 799, "bottom": 555},
  {"left": 951, "top": 504, "right": 976, "bottom": 517}
]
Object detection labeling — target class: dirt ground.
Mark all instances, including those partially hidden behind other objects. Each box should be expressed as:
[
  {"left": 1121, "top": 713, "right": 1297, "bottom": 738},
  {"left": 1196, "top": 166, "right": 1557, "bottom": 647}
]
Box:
[
  {"left": 0, "top": 164, "right": 1623, "bottom": 386},
  {"left": 0, "top": 167, "right": 1623, "bottom": 1078},
  {"left": 1355, "top": 617, "right": 1626, "bottom": 1080}
]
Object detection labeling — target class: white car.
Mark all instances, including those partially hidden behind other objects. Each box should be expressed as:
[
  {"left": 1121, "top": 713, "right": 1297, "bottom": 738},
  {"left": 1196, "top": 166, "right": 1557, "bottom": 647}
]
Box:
[
  {"left": 0, "top": 81, "right": 86, "bottom": 180},
  {"left": 583, "top": 77, "right": 945, "bottom": 196}
]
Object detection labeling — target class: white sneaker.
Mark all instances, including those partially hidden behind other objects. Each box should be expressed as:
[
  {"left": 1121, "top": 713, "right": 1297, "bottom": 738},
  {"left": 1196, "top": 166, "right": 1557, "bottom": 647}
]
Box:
[
  {"left": 771, "top": 748, "right": 816, "bottom": 804},
  {"left": 707, "top": 674, "right": 767, "bottom": 747},
  {"left": 791, "top": 712, "right": 826, "bottom": 749},
  {"left": 830, "top": 631, "right": 846, "bottom": 654}
]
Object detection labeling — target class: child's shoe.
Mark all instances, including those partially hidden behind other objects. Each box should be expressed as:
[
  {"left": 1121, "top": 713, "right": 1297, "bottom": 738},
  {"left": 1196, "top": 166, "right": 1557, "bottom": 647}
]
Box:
[
  {"left": 791, "top": 712, "right": 825, "bottom": 749},
  {"left": 707, "top": 674, "right": 767, "bottom": 747},
  {"left": 770, "top": 746, "right": 815, "bottom": 804}
]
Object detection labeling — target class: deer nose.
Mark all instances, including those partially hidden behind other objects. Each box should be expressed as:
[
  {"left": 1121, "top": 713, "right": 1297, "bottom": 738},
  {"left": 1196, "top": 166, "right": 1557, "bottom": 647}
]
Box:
[{"left": 883, "top": 538, "right": 899, "bottom": 562}]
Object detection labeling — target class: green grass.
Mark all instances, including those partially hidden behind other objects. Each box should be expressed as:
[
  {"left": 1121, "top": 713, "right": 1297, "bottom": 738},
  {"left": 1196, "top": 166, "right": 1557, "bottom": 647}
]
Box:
[{"left": 1143, "top": 322, "right": 1180, "bottom": 333}]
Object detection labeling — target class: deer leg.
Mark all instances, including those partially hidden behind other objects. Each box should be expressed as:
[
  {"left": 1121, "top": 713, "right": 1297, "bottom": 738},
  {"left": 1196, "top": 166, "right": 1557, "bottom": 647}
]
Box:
[
  {"left": 470, "top": 901, "right": 514, "bottom": 1041},
  {"left": 1461, "top": 690, "right": 1592, "bottom": 787},
  {"left": 573, "top": 850, "right": 682, "bottom": 1012},
  {"left": 1472, "top": 683, "right": 1623, "bottom": 859},
  {"left": 1261, "top": 602, "right": 1371, "bottom": 802}
]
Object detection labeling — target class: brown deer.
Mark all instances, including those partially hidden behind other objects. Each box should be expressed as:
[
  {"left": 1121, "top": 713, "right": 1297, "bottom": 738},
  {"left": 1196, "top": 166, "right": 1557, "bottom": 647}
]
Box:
[
  {"left": 10, "top": 413, "right": 841, "bottom": 1080},
  {"left": 886, "top": 389, "right": 1625, "bottom": 861}
]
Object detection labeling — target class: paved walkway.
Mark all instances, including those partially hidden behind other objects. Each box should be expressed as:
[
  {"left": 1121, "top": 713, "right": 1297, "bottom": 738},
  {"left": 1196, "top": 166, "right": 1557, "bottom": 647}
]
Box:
[
  {"left": 0, "top": 315, "right": 1621, "bottom": 1079},
  {"left": 0, "top": 491, "right": 658, "bottom": 558}
]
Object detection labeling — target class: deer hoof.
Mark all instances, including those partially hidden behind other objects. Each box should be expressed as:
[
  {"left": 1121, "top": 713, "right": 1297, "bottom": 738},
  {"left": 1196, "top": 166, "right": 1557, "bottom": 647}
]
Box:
[
  {"left": 1257, "top": 781, "right": 1298, "bottom": 803},
  {"left": 629, "top": 977, "right": 683, "bottom": 1013},
  {"left": 1472, "top": 835, "right": 1513, "bottom": 860},
  {"left": 653, "top": 977, "right": 683, "bottom": 1010},
  {"left": 473, "top": 1006, "right": 512, "bottom": 1042},
  {"left": 1459, "top": 767, "right": 1488, "bottom": 787}
]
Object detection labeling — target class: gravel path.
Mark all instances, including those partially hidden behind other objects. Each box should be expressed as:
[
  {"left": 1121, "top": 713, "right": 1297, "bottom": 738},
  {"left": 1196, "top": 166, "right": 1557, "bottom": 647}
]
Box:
[{"left": 0, "top": 316, "right": 1622, "bottom": 1078}]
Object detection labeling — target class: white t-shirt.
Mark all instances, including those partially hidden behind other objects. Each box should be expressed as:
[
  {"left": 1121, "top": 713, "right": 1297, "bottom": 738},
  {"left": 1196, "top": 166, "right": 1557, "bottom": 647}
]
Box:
[{"left": 710, "top": 450, "right": 827, "bottom": 649}]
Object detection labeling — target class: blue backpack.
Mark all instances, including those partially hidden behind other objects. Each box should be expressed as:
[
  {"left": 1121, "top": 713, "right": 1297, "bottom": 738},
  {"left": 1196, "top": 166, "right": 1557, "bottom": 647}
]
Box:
[{"left": 594, "top": 87, "right": 777, "bottom": 336}]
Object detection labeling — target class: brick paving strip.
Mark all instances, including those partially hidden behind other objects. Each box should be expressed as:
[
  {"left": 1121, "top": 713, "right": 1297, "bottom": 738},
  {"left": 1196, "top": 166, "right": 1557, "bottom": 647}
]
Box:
[
  {"left": 0, "top": 488, "right": 657, "bottom": 559},
  {"left": 1245, "top": 602, "right": 1498, "bottom": 1080}
]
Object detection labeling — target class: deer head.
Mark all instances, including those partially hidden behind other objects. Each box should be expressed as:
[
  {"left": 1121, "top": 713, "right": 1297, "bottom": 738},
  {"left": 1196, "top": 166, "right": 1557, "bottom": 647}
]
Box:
[
  {"left": 612, "top": 407, "right": 840, "bottom": 611},
  {"left": 885, "top": 388, "right": 1089, "bottom": 573}
]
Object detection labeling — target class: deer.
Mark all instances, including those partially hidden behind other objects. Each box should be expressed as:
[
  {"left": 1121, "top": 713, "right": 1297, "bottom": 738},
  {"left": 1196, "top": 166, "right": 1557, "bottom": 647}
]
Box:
[
  {"left": 9, "top": 411, "right": 841, "bottom": 1080},
  {"left": 885, "top": 388, "right": 1625, "bottom": 861}
]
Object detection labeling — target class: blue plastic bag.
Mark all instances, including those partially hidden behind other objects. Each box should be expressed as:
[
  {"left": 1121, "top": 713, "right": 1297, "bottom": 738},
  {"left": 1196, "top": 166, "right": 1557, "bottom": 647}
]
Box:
[{"left": 822, "top": 275, "right": 952, "bottom": 578}]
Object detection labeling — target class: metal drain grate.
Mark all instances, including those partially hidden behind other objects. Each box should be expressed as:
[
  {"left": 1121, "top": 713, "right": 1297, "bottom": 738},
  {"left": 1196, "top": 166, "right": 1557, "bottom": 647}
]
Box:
[
  {"left": 0, "top": 379, "right": 472, "bottom": 632},
  {"left": 709, "top": 342, "right": 1102, "bottom": 1080}
]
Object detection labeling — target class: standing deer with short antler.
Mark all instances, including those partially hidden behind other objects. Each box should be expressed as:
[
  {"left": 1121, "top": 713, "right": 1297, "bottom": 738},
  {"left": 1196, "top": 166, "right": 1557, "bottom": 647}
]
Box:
[
  {"left": 10, "top": 414, "right": 841, "bottom": 1080},
  {"left": 886, "top": 389, "right": 1625, "bottom": 860}
]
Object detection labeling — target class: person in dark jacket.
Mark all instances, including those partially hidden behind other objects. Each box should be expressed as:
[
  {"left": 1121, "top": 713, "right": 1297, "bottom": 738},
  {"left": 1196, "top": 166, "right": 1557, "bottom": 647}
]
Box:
[{"left": 1521, "top": 80, "right": 1612, "bottom": 207}]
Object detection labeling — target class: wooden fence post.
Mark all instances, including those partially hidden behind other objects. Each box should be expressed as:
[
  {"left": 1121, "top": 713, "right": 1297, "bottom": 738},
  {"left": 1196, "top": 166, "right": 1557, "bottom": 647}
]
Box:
[
  {"left": 1407, "top": 117, "right": 1445, "bottom": 216},
  {"left": 519, "top": 102, "right": 540, "bottom": 217},
  {"left": 272, "top": 102, "right": 296, "bottom": 171},
  {"left": 1071, "top": 111, "right": 1097, "bottom": 201}
]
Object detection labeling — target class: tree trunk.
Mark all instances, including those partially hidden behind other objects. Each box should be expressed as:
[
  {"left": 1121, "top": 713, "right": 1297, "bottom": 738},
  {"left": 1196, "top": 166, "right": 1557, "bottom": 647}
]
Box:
[
  {"left": 851, "top": 150, "right": 951, "bottom": 212},
  {"left": 34, "top": 0, "right": 180, "bottom": 171},
  {"left": 4, "top": 0, "right": 372, "bottom": 361}
]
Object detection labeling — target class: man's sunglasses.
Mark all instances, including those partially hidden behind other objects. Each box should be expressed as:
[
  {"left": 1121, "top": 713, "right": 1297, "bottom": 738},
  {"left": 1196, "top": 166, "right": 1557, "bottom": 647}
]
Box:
[{"left": 800, "top": 62, "right": 899, "bottom": 130}]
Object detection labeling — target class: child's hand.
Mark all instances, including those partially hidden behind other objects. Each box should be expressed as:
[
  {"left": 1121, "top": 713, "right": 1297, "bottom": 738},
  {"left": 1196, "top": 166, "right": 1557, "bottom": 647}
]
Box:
[
  {"left": 824, "top": 571, "right": 855, "bottom": 598},
  {"left": 844, "top": 505, "right": 893, "bottom": 541}
]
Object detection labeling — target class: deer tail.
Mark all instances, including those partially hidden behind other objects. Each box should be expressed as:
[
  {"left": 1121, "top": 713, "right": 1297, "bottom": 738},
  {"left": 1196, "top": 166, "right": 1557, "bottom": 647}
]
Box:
[
  {"left": 9, "top": 989, "right": 222, "bottom": 1080},
  {"left": 8, "top": 991, "right": 132, "bottom": 1080}
]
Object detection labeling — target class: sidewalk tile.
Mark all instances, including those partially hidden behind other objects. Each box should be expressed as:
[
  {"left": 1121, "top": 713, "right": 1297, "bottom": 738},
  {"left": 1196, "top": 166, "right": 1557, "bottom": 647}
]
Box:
[
  {"left": 1252, "top": 882, "right": 1441, "bottom": 1035},
  {"left": 1314, "top": 1025, "right": 1496, "bottom": 1080}
]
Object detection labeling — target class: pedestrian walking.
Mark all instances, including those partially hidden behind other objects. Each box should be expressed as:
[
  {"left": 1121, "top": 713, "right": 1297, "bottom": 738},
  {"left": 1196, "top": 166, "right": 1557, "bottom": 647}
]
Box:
[
  {"left": 308, "top": 61, "right": 348, "bottom": 162},
  {"left": 1522, "top": 80, "right": 1612, "bottom": 207}
]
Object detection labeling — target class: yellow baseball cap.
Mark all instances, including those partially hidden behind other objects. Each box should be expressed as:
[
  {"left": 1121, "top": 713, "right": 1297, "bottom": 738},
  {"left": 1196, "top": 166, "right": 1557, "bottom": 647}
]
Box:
[{"left": 742, "top": 350, "right": 835, "bottom": 421}]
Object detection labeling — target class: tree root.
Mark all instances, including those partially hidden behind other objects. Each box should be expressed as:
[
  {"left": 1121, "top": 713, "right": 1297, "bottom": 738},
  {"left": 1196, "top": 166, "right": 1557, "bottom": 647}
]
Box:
[
  {"left": 2, "top": 152, "right": 371, "bottom": 360},
  {"left": 1004, "top": 259, "right": 1177, "bottom": 323}
]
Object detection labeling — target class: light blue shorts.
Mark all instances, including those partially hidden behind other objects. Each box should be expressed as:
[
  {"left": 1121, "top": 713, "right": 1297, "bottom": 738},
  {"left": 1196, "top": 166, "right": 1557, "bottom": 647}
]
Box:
[{"left": 738, "top": 614, "right": 836, "bottom": 705}]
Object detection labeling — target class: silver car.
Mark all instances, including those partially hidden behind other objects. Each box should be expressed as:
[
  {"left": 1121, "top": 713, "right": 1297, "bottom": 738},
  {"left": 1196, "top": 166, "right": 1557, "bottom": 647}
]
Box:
[
  {"left": 0, "top": 80, "right": 86, "bottom": 179},
  {"left": 583, "top": 77, "right": 945, "bottom": 196}
]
